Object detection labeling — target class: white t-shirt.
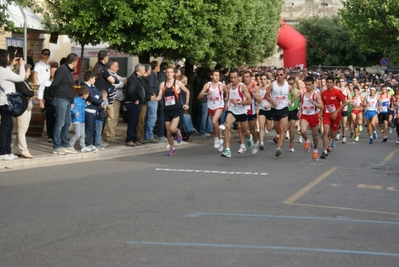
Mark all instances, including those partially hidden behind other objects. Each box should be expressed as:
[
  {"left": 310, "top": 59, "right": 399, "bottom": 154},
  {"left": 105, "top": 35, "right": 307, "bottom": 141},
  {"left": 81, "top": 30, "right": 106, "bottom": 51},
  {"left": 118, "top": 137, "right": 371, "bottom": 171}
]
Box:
[{"left": 34, "top": 61, "right": 51, "bottom": 99}]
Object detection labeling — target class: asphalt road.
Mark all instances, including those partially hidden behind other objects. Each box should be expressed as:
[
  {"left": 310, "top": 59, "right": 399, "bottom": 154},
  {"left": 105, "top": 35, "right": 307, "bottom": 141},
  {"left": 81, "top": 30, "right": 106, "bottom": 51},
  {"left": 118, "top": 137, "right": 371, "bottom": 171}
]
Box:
[{"left": 1, "top": 132, "right": 398, "bottom": 266}]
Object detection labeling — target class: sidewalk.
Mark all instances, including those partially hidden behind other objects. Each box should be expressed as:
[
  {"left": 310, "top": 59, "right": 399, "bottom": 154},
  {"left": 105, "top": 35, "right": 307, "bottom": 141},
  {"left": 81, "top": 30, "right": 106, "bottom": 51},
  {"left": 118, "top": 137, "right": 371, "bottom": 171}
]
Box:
[{"left": 0, "top": 118, "right": 212, "bottom": 171}]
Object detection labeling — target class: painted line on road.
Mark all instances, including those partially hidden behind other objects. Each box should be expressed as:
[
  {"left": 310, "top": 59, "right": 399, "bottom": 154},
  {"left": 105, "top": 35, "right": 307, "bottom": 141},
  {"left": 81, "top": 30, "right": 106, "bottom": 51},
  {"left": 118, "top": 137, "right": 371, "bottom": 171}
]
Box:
[
  {"left": 378, "top": 148, "right": 399, "bottom": 166},
  {"left": 282, "top": 167, "right": 338, "bottom": 204},
  {"left": 155, "top": 168, "right": 267, "bottom": 176},
  {"left": 288, "top": 203, "right": 399, "bottom": 216},
  {"left": 126, "top": 241, "right": 399, "bottom": 257},
  {"left": 184, "top": 212, "right": 399, "bottom": 225}
]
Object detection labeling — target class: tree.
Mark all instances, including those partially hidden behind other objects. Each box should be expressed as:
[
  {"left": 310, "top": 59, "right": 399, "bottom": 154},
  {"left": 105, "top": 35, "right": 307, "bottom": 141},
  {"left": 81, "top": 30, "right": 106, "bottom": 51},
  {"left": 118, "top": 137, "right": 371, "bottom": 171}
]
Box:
[
  {"left": 295, "top": 16, "right": 383, "bottom": 67},
  {"left": 339, "top": 0, "right": 399, "bottom": 64},
  {"left": 1, "top": 0, "right": 35, "bottom": 32},
  {"left": 104, "top": 0, "right": 282, "bottom": 67}
]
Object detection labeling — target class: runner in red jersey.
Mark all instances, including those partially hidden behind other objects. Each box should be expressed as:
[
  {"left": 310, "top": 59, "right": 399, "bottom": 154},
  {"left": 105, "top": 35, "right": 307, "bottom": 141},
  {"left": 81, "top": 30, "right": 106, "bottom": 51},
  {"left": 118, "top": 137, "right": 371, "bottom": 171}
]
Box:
[{"left": 320, "top": 76, "right": 350, "bottom": 159}]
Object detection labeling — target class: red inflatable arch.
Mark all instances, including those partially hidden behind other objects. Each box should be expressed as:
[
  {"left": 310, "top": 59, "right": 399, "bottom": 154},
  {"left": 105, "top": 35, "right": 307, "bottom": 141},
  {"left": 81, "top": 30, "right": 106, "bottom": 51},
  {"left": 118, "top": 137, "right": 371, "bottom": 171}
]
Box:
[{"left": 277, "top": 20, "right": 307, "bottom": 69}]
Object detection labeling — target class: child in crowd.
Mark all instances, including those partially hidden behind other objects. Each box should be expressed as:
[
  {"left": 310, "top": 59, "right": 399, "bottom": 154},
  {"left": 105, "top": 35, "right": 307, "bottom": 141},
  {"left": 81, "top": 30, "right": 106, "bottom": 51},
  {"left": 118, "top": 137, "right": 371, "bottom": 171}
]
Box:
[
  {"left": 70, "top": 87, "right": 91, "bottom": 152},
  {"left": 93, "top": 90, "right": 108, "bottom": 150},
  {"left": 84, "top": 71, "right": 103, "bottom": 152}
]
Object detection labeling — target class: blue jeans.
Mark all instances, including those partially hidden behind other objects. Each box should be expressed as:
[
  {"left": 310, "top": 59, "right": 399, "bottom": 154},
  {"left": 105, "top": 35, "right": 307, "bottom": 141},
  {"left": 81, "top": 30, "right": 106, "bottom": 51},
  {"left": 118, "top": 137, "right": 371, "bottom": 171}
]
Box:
[
  {"left": 52, "top": 98, "right": 71, "bottom": 149},
  {"left": 85, "top": 112, "right": 96, "bottom": 146},
  {"left": 199, "top": 102, "right": 213, "bottom": 135},
  {"left": 70, "top": 122, "right": 85, "bottom": 149},
  {"left": 182, "top": 113, "right": 194, "bottom": 133},
  {"left": 94, "top": 120, "right": 103, "bottom": 147},
  {"left": 145, "top": 100, "right": 158, "bottom": 140},
  {"left": 126, "top": 102, "right": 142, "bottom": 143}
]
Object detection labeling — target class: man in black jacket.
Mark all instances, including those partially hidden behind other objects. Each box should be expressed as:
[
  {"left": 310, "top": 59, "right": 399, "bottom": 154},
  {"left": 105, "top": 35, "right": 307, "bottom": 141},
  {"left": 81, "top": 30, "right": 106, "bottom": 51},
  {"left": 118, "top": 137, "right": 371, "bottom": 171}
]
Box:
[
  {"left": 125, "top": 63, "right": 145, "bottom": 146},
  {"left": 51, "top": 53, "right": 79, "bottom": 155}
]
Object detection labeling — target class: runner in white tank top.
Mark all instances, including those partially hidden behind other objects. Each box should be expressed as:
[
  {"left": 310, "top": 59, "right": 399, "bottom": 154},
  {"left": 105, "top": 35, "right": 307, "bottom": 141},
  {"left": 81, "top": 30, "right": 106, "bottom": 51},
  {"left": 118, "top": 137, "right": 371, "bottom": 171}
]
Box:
[
  {"left": 264, "top": 68, "right": 295, "bottom": 157},
  {"left": 220, "top": 69, "right": 252, "bottom": 158},
  {"left": 258, "top": 73, "right": 273, "bottom": 150},
  {"left": 299, "top": 76, "right": 324, "bottom": 161},
  {"left": 362, "top": 87, "right": 379, "bottom": 144},
  {"left": 198, "top": 70, "right": 227, "bottom": 151},
  {"left": 241, "top": 70, "right": 262, "bottom": 154}
]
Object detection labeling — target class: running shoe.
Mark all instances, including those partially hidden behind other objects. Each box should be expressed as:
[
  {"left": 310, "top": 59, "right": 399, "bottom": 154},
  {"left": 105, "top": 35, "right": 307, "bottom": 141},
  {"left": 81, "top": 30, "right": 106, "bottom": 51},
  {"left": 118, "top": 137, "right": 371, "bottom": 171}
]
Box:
[
  {"left": 214, "top": 139, "right": 220, "bottom": 149},
  {"left": 331, "top": 140, "right": 335, "bottom": 148},
  {"left": 304, "top": 141, "right": 310, "bottom": 153},
  {"left": 259, "top": 142, "right": 265, "bottom": 150},
  {"left": 285, "top": 131, "right": 290, "bottom": 140},
  {"left": 167, "top": 148, "right": 176, "bottom": 156},
  {"left": 289, "top": 146, "right": 295, "bottom": 152},
  {"left": 80, "top": 146, "right": 93, "bottom": 153},
  {"left": 382, "top": 137, "right": 388, "bottom": 142},
  {"left": 221, "top": 148, "right": 231, "bottom": 158},
  {"left": 252, "top": 141, "right": 259, "bottom": 155},
  {"left": 176, "top": 129, "right": 182, "bottom": 143},
  {"left": 247, "top": 134, "right": 253, "bottom": 149},
  {"left": 389, "top": 127, "right": 392, "bottom": 134},
  {"left": 335, "top": 133, "right": 340, "bottom": 141},
  {"left": 354, "top": 136, "right": 359, "bottom": 142},
  {"left": 219, "top": 124, "right": 225, "bottom": 130},
  {"left": 298, "top": 136, "right": 303, "bottom": 143},
  {"left": 275, "top": 148, "right": 282, "bottom": 157},
  {"left": 238, "top": 144, "right": 246, "bottom": 154},
  {"left": 273, "top": 136, "right": 279, "bottom": 143},
  {"left": 342, "top": 136, "right": 346, "bottom": 143},
  {"left": 320, "top": 151, "right": 328, "bottom": 159},
  {"left": 327, "top": 145, "right": 332, "bottom": 152},
  {"left": 218, "top": 139, "right": 224, "bottom": 152},
  {"left": 369, "top": 138, "right": 373, "bottom": 144},
  {"left": 350, "top": 131, "right": 354, "bottom": 139},
  {"left": 312, "top": 151, "right": 318, "bottom": 161},
  {"left": 358, "top": 125, "right": 363, "bottom": 132},
  {"left": 373, "top": 132, "right": 377, "bottom": 140},
  {"left": 396, "top": 138, "right": 399, "bottom": 144},
  {"left": 380, "top": 128, "right": 383, "bottom": 133}
]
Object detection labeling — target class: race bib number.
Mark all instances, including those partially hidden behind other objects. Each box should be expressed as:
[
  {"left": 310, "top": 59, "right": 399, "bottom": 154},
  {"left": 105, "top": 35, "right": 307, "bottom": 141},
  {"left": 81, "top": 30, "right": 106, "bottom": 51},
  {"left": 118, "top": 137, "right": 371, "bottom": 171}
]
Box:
[
  {"left": 275, "top": 95, "right": 287, "bottom": 105},
  {"left": 325, "top": 104, "right": 336, "bottom": 113},
  {"left": 381, "top": 106, "right": 388, "bottom": 112},
  {"left": 367, "top": 101, "right": 375, "bottom": 109},
  {"left": 164, "top": 96, "right": 175, "bottom": 106},
  {"left": 302, "top": 105, "right": 315, "bottom": 115}
]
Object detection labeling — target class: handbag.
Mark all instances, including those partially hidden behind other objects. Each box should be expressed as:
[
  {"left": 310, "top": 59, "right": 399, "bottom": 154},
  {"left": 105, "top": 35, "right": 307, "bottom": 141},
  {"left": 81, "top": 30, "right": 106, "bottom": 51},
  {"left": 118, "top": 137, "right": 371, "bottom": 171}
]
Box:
[
  {"left": 0, "top": 85, "right": 25, "bottom": 116},
  {"left": 15, "top": 80, "right": 34, "bottom": 97}
]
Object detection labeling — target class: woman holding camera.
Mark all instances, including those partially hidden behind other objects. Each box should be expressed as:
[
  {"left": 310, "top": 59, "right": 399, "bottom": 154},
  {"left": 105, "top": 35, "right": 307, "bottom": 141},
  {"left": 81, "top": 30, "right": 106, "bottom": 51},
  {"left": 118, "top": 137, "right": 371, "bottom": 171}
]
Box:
[{"left": 0, "top": 49, "right": 25, "bottom": 160}]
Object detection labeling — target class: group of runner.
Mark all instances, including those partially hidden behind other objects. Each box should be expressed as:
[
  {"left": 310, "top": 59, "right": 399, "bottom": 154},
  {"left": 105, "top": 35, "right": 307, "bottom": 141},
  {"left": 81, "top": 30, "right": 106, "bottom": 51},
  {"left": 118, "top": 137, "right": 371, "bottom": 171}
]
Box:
[{"left": 196, "top": 68, "right": 399, "bottom": 160}]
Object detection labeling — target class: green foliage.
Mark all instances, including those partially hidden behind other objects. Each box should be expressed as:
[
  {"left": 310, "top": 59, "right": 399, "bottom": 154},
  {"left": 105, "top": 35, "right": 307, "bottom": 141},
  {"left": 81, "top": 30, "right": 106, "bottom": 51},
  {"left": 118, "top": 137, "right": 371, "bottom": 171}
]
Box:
[
  {"left": 339, "top": 0, "right": 399, "bottom": 64},
  {"left": 295, "top": 16, "right": 382, "bottom": 67}
]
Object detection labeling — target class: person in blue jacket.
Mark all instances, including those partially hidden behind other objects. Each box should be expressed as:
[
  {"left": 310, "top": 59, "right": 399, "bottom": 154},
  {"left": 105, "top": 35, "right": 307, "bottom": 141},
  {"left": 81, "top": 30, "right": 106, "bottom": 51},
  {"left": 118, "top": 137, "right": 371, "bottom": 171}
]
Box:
[{"left": 70, "top": 87, "right": 90, "bottom": 152}]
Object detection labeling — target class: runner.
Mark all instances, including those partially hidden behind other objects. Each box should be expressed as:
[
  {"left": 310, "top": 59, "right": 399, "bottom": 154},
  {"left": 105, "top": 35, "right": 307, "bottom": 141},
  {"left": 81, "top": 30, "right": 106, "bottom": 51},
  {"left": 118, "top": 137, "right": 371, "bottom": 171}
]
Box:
[
  {"left": 363, "top": 87, "right": 379, "bottom": 144},
  {"left": 198, "top": 69, "right": 227, "bottom": 152},
  {"left": 264, "top": 68, "right": 295, "bottom": 157},
  {"left": 391, "top": 85, "right": 399, "bottom": 144},
  {"left": 378, "top": 84, "right": 391, "bottom": 142},
  {"left": 242, "top": 70, "right": 261, "bottom": 154},
  {"left": 156, "top": 66, "right": 190, "bottom": 156},
  {"left": 258, "top": 73, "right": 273, "bottom": 150},
  {"left": 320, "top": 76, "right": 350, "bottom": 159},
  {"left": 337, "top": 78, "right": 352, "bottom": 143},
  {"left": 220, "top": 69, "right": 252, "bottom": 158},
  {"left": 350, "top": 85, "right": 364, "bottom": 142},
  {"left": 298, "top": 76, "right": 324, "bottom": 161},
  {"left": 287, "top": 77, "right": 301, "bottom": 152}
]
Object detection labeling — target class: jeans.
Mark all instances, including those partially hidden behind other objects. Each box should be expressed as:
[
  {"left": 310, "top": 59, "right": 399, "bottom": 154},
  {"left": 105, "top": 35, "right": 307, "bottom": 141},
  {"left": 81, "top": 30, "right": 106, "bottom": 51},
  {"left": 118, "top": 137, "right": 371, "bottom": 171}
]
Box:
[
  {"left": 126, "top": 102, "right": 142, "bottom": 143},
  {"left": 199, "top": 102, "right": 213, "bottom": 135},
  {"left": 156, "top": 100, "right": 165, "bottom": 138},
  {"left": 52, "top": 98, "right": 71, "bottom": 149},
  {"left": 70, "top": 122, "right": 85, "bottom": 149},
  {"left": 85, "top": 112, "right": 96, "bottom": 146},
  {"left": 145, "top": 100, "right": 158, "bottom": 140},
  {"left": 0, "top": 105, "right": 13, "bottom": 155},
  {"left": 182, "top": 113, "right": 194, "bottom": 133},
  {"left": 94, "top": 120, "right": 103, "bottom": 147}
]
